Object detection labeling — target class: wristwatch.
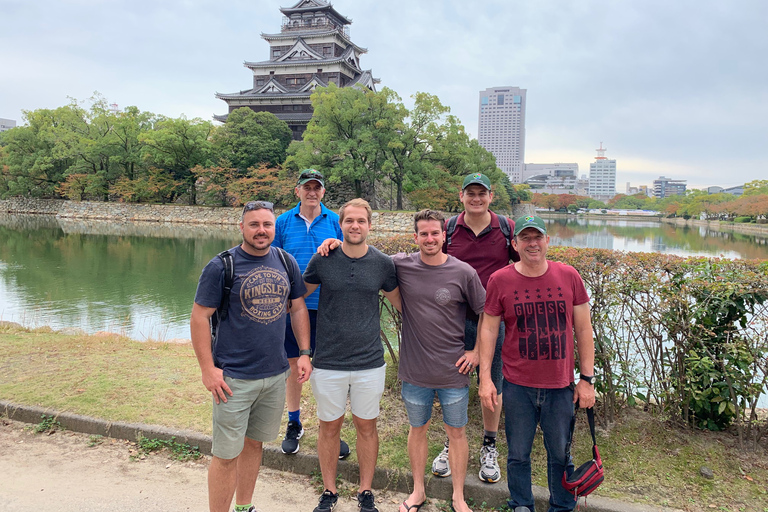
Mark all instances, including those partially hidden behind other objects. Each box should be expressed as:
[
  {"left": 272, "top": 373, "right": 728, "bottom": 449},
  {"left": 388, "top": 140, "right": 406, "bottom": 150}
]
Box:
[
  {"left": 580, "top": 374, "right": 595, "bottom": 385},
  {"left": 299, "top": 349, "right": 312, "bottom": 357}
]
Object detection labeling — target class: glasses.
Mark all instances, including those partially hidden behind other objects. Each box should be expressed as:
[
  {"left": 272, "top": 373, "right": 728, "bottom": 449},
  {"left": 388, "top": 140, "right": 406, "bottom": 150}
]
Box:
[{"left": 242, "top": 201, "right": 274, "bottom": 213}]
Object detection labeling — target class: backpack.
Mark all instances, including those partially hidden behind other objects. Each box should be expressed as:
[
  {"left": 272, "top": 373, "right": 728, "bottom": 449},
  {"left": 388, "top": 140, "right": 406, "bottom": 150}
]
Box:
[
  {"left": 445, "top": 213, "right": 512, "bottom": 248},
  {"left": 209, "top": 246, "right": 294, "bottom": 343}
]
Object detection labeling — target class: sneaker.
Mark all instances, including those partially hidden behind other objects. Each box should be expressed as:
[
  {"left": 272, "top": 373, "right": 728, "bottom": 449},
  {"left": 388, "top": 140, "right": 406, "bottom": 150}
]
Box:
[
  {"left": 513, "top": 507, "right": 532, "bottom": 512},
  {"left": 479, "top": 444, "right": 501, "bottom": 483},
  {"left": 431, "top": 441, "right": 451, "bottom": 477},
  {"left": 313, "top": 490, "right": 338, "bottom": 512},
  {"left": 339, "top": 439, "right": 350, "bottom": 460},
  {"left": 232, "top": 507, "right": 257, "bottom": 512},
  {"left": 281, "top": 420, "right": 304, "bottom": 454},
  {"left": 357, "top": 490, "right": 378, "bottom": 512}
]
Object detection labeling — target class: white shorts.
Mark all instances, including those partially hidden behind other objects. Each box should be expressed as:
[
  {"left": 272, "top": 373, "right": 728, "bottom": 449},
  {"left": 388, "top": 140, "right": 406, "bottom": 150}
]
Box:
[{"left": 310, "top": 364, "right": 387, "bottom": 422}]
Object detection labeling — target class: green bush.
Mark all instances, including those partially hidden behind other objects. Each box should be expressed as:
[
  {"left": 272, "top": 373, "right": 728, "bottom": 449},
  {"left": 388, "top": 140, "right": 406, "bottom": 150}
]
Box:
[{"left": 734, "top": 216, "right": 753, "bottom": 223}]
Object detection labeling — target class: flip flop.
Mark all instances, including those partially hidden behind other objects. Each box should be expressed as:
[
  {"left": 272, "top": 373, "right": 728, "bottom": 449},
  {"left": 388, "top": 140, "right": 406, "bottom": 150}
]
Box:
[{"left": 401, "top": 500, "right": 425, "bottom": 512}]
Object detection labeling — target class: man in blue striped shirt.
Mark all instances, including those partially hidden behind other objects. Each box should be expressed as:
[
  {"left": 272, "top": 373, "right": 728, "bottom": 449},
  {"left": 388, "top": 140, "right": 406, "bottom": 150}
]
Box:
[{"left": 273, "top": 169, "right": 347, "bottom": 457}]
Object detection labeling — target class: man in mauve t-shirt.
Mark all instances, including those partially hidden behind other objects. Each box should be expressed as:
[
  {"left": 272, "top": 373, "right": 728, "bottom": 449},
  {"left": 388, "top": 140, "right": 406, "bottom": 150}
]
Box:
[
  {"left": 478, "top": 215, "right": 596, "bottom": 512},
  {"left": 393, "top": 209, "right": 486, "bottom": 512}
]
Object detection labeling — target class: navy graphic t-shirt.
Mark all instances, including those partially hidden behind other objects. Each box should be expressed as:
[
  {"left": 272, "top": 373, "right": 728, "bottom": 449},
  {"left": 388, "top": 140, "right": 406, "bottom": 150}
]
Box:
[{"left": 195, "top": 245, "right": 307, "bottom": 380}]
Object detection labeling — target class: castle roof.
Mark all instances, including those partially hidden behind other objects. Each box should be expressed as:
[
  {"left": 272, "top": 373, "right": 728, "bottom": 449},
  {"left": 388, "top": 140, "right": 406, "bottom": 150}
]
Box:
[
  {"left": 214, "top": 69, "right": 377, "bottom": 102},
  {"left": 261, "top": 28, "right": 367, "bottom": 54},
  {"left": 280, "top": 0, "right": 351, "bottom": 24},
  {"left": 244, "top": 44, "right": 361, "bottom": 73}
]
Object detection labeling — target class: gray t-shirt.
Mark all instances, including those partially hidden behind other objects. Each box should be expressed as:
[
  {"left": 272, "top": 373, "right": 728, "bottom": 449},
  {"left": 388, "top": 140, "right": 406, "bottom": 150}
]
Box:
[
  {"left": 303, "top": 245, "right": 398, "bottom": 371},
  {"left": 393, "top": 252, "right": 486, "bottom": 388}
]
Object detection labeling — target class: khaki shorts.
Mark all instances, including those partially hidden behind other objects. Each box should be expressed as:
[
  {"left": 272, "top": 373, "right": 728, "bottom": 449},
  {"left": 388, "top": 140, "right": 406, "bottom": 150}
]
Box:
[
  {"left": 310, "top": 365, "right": 386, "bottom": 422},
  {"left": 211, "top": 371, "right": 289, "bottom": 460}
]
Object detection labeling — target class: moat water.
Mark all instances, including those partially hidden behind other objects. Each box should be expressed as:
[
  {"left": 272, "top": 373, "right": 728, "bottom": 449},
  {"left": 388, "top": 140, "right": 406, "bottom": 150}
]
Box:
[{"left": 1, "top": 213, "right": 767, "bottom": 341}]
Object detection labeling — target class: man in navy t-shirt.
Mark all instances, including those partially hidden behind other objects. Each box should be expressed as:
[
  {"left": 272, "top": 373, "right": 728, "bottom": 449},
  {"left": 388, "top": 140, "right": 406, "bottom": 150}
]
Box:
[{"left": 191, "top": 200, "right": 311, "bottom": 512}]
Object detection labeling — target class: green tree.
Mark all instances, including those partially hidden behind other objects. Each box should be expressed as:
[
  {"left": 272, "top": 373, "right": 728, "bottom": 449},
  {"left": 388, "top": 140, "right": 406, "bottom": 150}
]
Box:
[
  {"left": 212, "top": 108, "right": 292, "bottom": 171},
  {"left": 141, "top": 116, "right": 214, "bottom": 204}
]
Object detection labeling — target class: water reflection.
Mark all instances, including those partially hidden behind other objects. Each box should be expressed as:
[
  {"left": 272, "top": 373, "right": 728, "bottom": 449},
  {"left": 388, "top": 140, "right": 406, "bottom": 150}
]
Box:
[
  {"left": 1, "top": 213, "right": 767, "bottom": 342},
  {"left": 544, "top": 217, "right": 768, "bottom": 260}
]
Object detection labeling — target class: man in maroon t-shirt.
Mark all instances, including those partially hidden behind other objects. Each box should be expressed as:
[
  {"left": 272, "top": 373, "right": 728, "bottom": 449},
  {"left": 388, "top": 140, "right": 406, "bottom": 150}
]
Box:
[
  {"left": 431, "top": 172, "right": 518, "bottom": 484},
  {"left": 478, "top": 215, "right": 596, "bottom": 512}
]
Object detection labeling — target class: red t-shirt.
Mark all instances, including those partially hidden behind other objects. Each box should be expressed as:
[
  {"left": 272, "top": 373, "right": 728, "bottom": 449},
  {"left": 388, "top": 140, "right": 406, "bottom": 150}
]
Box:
[
  {"left": 485, "top": 261, "right": 590, "bottom": 389},
  {"left": 443, "top": 211, "right": 518, "bottom": 289}
]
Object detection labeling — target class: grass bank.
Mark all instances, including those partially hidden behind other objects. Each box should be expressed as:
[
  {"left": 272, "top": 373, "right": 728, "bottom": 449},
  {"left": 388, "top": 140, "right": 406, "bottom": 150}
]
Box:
[{"left": 1, "top": 325, "right": 767, "bottom": 511}]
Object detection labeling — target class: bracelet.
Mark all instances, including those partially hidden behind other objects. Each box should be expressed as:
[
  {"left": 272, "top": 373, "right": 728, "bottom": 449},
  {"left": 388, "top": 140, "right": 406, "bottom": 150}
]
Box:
[{"left": 299, "top": 349, "right": 312, "bottom": 357}]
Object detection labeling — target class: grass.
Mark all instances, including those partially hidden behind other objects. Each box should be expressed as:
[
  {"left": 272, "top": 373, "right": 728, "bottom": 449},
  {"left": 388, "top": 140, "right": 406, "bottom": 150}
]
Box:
[{"left": 2, "top": 324, "right": 768, "bottom": 511}]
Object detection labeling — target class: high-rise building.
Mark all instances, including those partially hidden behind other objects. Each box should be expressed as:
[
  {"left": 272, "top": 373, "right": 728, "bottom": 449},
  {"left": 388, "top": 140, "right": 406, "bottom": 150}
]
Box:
[
  {"left": 478, "top": 86, "right": 526, "bottom": 183},
  {"left": 215, "top": 0, "right": 379, "bottom": 140},
  {"left": 653, "top": 176, "right": 687, "bottom": 199},
  {"left": 588, "top": 142, "right": 616, "bottom": 200},
  {"left": 0, "top": 118, "right": 16, "bottom": 132}
]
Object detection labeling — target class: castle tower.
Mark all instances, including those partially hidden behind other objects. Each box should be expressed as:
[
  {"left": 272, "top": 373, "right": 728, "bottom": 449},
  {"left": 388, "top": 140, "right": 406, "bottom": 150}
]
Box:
[{"left": 215, "top": 0, "right": 379, "bottom": 140}]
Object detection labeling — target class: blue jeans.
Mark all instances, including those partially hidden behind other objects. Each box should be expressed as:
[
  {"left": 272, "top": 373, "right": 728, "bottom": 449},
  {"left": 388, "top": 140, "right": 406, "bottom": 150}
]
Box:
[
  {"left": 464, "top": 318, "right": 505, "bottom": 390},
  {"left": 503, "top": 380, "right": 576, "bottom": 512}
]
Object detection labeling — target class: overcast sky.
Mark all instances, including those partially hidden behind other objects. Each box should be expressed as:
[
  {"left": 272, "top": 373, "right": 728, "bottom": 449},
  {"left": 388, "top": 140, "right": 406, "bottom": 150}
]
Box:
[{"left": 2, "top": 0, "right": 766, "bottom": 190}]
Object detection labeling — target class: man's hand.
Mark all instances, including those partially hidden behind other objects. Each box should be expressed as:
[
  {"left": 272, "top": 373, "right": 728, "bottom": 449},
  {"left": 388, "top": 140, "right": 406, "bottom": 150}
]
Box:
[
  {"left": 296, "top": 355, "right": 313, "bottom": 384},
  {"left": 573, "top": 379, "right": 596, "bottom": 408},
  {"left": 317, "top": 238, "right": 341, "bottom": 256},
  {"left": 456, "top": 350, "right": 479, "bottom": 375},
  {"left": 201, "top": 366, "right": 232, "bottom": 404},
  {"left": 479, "top": 378, "right": 498, "bottom": 412}
]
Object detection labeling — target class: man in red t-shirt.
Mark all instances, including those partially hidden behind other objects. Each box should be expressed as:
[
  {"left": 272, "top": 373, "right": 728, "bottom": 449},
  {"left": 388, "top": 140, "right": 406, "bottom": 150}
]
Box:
[{"left": 478, "top": 215, "right": 596, "bottom": 512}]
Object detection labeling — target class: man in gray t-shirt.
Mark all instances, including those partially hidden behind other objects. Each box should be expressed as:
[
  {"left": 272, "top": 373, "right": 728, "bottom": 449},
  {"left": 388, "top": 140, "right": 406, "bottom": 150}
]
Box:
[
  {"left": 392, "top": 209, "right": 485, "bottom": 512},
  {"left": 303, "top": 198, "right": 400, "bottom": 512}
]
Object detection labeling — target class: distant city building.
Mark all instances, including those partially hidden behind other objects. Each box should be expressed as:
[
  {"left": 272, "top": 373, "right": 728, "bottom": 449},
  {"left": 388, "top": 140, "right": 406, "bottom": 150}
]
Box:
[
  {"left": 215, "top": 0, "right": 379, "bottom": 140},
  {"left": 653, "top": 176, "right": 687, "bottom": 199},
  {"left": 478, "top": 86, "right": 526, "bottom": 183},
  {"left": 0, "top": 118, "right": 16, "bottom": 132},
  {"left": 588, "top": 142, "right": 616, "bottom": 200},
  {"left": 708, "top": 185, "right": 743, "bottom": 196},
  {"left": 524, "top": 163, "right": 586, "bottom": 195},
  {"left": 625, "top": 183, "right": 649, "bottom": 196}
]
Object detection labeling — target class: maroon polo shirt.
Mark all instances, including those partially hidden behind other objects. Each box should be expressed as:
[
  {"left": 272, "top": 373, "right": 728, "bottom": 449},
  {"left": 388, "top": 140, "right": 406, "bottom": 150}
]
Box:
[{"left": 442, "top": 211, "right": 519, "bottom": 289}]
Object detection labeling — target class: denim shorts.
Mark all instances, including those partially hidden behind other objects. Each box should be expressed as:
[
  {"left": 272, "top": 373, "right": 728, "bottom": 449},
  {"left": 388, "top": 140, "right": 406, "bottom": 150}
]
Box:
[
  {"left": 401, "top": 382, "right": 469, "bottom": 429},
  {"left": 284, "top": 309, "right": 317, "bottom": 358},
  {"left": 464, "top": 318, "right": 505, "bottom": 391}
]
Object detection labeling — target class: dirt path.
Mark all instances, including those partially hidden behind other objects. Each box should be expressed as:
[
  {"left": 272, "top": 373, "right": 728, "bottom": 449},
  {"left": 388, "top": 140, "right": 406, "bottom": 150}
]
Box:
[{"left": 0, "top": 418, "right": 428, "bottom": 512}]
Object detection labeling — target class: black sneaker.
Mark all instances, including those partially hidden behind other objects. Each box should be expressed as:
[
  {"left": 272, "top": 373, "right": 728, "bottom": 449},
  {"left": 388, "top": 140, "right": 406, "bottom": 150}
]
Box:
[
  {"left": 281, "top": 420, "right": 304, "bottom": 454},
  {"left": 339, "top": 439, "right": 350, "bottom": 460},
  {"left": 357, "top": 490, "right": 378, "bottom": 512},
  {"left": 313, "top": 490, "right": 338, "bottom": 512}
]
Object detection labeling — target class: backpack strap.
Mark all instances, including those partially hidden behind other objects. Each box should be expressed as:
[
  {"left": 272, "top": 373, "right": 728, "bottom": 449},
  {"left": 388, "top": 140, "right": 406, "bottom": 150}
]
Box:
[
  {"left": 497, "top": 214, "right": 511, "bottom": 249},
  {"left": 218, "top": 249, "right": 235, "bottom": 321},
  {"left": 445, "top": 215, "right": 459, "bottom": 246}
]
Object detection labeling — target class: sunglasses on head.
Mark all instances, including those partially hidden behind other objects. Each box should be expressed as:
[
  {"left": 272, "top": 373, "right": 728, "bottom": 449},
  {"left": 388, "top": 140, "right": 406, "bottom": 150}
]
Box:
[{"left": 242, "top": 201, "right": 274, "bottom": 213}]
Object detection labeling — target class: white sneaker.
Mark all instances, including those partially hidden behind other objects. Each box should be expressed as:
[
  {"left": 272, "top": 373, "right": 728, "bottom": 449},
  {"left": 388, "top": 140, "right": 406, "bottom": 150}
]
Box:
[
  {"left": 431, "top": 441, "right": 451, "bottom": 477},
  {"left": 478, "top": 444, "right": 501, "bottom": 483}
]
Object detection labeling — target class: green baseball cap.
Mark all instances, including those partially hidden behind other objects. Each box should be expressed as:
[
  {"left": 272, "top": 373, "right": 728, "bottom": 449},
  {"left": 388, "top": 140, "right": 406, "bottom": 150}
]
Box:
[
  {"left": 462, "top": 173, "right": 491, "bottom": 190},
  {"left": 297, "top": 169, "right": 325, "bottom": 187},
  {"left": 513, "top": 215, "right": 547, "bottom": 236}
]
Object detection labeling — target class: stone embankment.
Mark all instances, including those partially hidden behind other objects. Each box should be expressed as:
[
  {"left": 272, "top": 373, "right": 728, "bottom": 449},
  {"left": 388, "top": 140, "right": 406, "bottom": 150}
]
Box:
[
  {"left": 660, "top": 216, "right": 768, "bottom": 236},
  {"left": 0, "top": 197, "right": 414, "bottom": 232}
]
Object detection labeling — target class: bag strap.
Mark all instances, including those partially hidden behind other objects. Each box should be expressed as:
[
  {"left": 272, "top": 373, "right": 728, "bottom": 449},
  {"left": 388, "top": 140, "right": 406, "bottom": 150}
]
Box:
[
  {"left": 445, "top": 215, "right": 459, "bottom": 246},
  {"left": 566, "top": 405, "right": 599, "bottom": 462},
  {"left": 274, "top": 247, "right": 294, "bottom": 308},
  {"left": 217, "top": 249, "right": 235, "bottom": 321}
]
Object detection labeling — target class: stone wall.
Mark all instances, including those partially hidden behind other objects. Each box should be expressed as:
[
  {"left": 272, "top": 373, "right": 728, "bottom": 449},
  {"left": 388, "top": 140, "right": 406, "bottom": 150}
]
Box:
[
  {"left": 0, "top": 198, "right": 535, "bottom": 233},
  {"left": 660, "top": 217, "right": 768, "bottom": 236}
]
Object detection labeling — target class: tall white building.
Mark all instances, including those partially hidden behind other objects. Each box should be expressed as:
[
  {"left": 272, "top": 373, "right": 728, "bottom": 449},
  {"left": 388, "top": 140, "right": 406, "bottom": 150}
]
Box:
[
  {"left": 588, "top": 143, "right": 616, "bottom": 200},
  {"left": 478, "top": 86, "right": 526, "bottom": 183}
]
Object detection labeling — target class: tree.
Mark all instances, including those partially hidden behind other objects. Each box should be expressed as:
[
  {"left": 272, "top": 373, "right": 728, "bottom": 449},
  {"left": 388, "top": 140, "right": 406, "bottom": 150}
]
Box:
[
  {"left": 141, "top": 116, "right": 214, "bottom": 204},
  {"left": 212, "top": 108, "right": 292, "bottom": 171}
]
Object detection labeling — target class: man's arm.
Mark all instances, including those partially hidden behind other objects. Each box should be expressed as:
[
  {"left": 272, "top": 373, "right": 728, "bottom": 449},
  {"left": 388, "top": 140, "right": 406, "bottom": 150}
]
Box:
[
  {"left": 477, "top": 313, "right": 502, "bottom": 412},
  {"left": 190, "top": 302, "right": 232, "bottom": 404},
  {"left": 455, "top": 312, "right": 482, "bottom": 374},
  {"left": 303, "top": 281, "right": 320, "bottom": 298},
  {"left": 573, "top": 302, "right": 596, "bottom": 408},
  {"left": 316, "top": 237, "right": 341, "bottom": 256},
  {"left": 288, "top": 296, "right": 313, "bottom": 384},
  {"left": 381, "top": 286, "right": 401, "bottom": 313}
]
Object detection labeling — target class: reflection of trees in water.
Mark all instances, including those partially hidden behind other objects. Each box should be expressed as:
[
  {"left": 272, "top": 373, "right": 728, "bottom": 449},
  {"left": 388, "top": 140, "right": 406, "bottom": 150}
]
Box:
[
  {"left": 545, "top": 217, "right": 768, "bottom": 260},
  {"left": 0, "top": 217, "right": 239, "bottom": 335}
]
